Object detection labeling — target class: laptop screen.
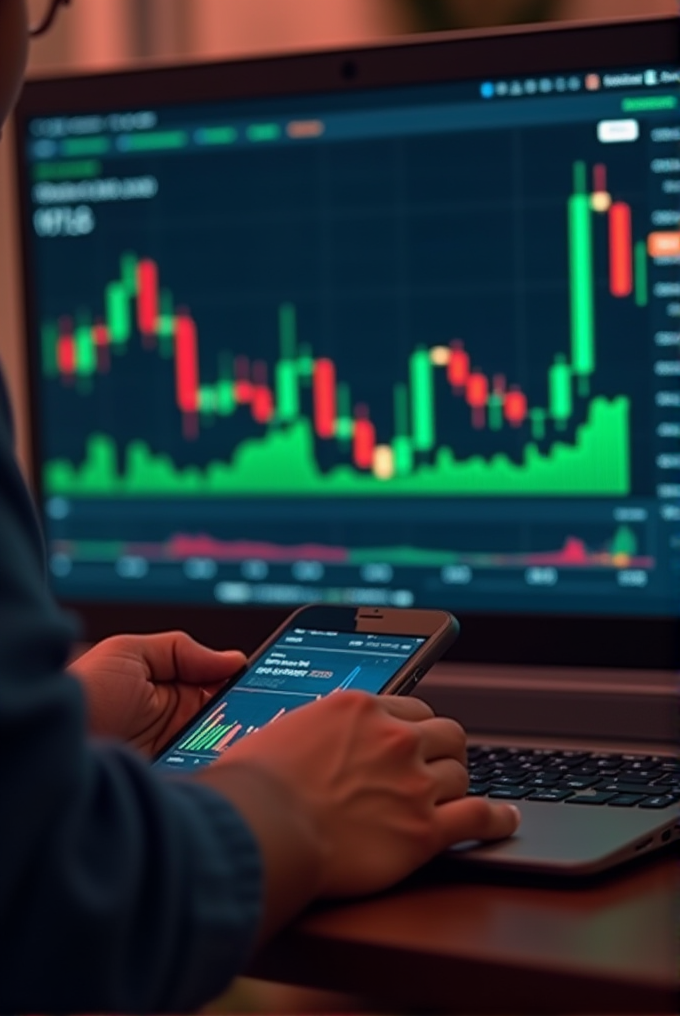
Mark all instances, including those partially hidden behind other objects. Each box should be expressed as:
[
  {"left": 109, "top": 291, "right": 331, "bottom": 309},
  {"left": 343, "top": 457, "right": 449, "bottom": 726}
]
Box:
[{"left": 16, "top": 23, "right": 680, "bottom": 626}]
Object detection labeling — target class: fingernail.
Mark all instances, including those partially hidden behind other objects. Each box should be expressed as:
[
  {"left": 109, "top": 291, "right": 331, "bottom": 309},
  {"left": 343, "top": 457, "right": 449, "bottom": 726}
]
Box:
[{"left": 508, "top": 805, "right": 521, "bottom": 824}]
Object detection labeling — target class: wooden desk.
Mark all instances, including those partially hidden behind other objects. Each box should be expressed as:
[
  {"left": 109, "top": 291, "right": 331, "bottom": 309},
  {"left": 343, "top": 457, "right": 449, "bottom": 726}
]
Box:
[{"left": 249, "top": 850, "right": 679, "bottom": 1014}]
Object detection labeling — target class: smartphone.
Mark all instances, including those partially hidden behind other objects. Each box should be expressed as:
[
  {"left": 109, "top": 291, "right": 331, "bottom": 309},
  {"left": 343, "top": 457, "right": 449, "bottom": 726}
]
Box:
[{"left": 153, "top": 605, "right": 458, "bottom": 773}]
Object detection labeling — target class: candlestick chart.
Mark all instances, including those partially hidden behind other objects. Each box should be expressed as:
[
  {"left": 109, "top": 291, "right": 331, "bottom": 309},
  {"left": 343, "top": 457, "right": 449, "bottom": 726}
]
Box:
[{"left": 41, "top": 159, "right": 645, "bottom": 498}]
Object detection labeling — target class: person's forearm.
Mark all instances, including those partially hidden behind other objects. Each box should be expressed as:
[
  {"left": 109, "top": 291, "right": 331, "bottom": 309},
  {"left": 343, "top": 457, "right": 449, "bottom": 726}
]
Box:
[
  {"left": 0, "top": 372, "right": 263, "bottom": 1012},
  {"left": 197, "top": 759, "right": 323, "bottom": 948}
]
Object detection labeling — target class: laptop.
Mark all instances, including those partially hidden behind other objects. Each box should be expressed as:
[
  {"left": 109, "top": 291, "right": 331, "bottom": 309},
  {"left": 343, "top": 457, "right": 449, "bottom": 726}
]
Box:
[{"left": 12, "top": 14, "right": 679, "bottom": 877}]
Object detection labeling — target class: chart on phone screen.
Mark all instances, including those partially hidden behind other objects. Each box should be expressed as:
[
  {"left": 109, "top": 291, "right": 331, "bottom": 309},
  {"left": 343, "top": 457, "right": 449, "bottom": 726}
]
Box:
[{"left": 154, "top": 629, "right": 425, "bottom": 771}]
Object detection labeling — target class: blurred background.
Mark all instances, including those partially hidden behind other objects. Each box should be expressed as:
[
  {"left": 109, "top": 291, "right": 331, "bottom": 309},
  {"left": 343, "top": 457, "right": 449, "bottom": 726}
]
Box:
[
  {"left": 17, "top": 0, "right": 680, "bottom": 69},
  {"left": 0, "top": 0, "right": 676, "bottom": 470}
]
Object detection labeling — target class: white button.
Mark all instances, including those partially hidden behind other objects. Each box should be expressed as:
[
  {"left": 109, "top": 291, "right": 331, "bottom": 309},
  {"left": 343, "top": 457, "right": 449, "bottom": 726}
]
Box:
[{"left": 597, "top": 119, "right": 640, "bottom": 143}]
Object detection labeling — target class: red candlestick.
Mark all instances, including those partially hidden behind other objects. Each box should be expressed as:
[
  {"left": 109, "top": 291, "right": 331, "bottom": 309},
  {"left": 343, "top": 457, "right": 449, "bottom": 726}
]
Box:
[
  {"left": 447, "top": 341, "right": 469, "bottom": 390},
  {"left": 353, "top": 416, "right": 375, "bottom": 470},
  {"left": 504, "top": 389, "right": 527, "bottom": 427},
  {"left": 466, "top": 372, "right": 488, "bottom": 429},
  {"left": 175, "top": 314, "right": 199, "bottom": 437},
  {"left": 57, "top": 334, "right": 75, "bottom": 378},
  {"left": 137, "top": 259, "right": 159, "bottom": 344},
  {"left": 313, "top": 358, "right": 337, "bottom": 438},
  {"left": 251, "top": 386, "right": 274, "bottom": 423},
  {"left": 234, "top": 355, "right": 252, "bottom": 404},
  {"left": 609, "top": 202, "right": 633, "bottom": 298}
]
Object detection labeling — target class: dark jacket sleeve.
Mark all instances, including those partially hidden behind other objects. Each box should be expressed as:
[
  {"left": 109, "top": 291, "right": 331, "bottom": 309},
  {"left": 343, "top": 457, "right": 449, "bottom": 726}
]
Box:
[{"left": 0, "top": 372, "right": 262, "bottom": 1013}]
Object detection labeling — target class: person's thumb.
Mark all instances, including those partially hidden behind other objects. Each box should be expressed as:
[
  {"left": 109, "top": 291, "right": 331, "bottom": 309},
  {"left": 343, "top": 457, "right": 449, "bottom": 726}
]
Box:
[
  {"left": 436, "top": 796, "right": 520, "bottom": 851},
  {"left": 132, "top": 630, "right": 246, "bottom": 685}
]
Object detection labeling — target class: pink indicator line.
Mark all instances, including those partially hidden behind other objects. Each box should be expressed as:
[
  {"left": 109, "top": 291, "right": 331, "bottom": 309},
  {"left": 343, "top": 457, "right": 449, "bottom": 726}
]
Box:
[{"left": 165, "top": 535, "right": 349, "bottom": 563}]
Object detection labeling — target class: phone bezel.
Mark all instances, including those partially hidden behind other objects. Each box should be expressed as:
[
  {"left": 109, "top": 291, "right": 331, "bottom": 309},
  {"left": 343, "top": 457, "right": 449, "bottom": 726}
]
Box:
[{"left": 151, "top": 606, "right": 459, "bottom": 765}]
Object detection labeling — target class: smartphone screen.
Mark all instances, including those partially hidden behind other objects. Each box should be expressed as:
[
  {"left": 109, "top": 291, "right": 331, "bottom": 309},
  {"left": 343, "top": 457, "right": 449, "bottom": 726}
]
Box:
[{"left": 154, "top": 625, "right": 426, "bottom": 772}]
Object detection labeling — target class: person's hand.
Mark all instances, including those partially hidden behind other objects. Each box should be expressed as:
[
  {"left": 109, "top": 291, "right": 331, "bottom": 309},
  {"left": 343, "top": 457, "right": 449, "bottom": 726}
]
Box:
[
  {"left": 69, "top": 632, "right": 246, "bottom": 757},
  {"left": 196, "top": 691, "right": 519, "bottom": 943}
]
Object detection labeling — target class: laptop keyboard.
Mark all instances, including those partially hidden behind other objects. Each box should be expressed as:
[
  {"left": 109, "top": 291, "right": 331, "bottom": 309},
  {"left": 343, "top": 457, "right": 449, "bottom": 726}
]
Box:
[{"left": 467, "top": 746, "right": 680, "bottom": 808}]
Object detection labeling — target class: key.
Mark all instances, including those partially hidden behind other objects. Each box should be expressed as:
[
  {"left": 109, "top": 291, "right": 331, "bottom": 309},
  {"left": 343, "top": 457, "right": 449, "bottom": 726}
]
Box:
[
  {"left": 639, "top": 795, "right": 678, "bottom": 809},
  {"left": 655, "top": 773, "right": 680, "bottom": 786},
  {"left": 618, "top": 769, "right": 660, "bottom": 782},
  {"left": 564, "top": 791, "right": 616, "bottom": 805},
  {"left": 559, "top": 776, "right": 600, "bottom": 790},
  {"left": 488, "top": 787, "right": 529, "bottom": 800},
  {"left": 607, "top": 794, "right": 646, "bottom": 807},
  {"left": 597, "top": 781, "right": 659, "bottom": 796},
  {"left": 524, "top": 775, "right": 562, "bottom": 788},
  {"left": 526, "top": 789, "right": 572, "bottom": 802}
]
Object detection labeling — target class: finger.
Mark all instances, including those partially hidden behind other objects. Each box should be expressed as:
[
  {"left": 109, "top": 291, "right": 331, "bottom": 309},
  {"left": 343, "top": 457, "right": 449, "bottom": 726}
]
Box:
[
  {"left": 436, "top": 796, "right": 521, "bottom": 850},
  {"left": 378, "top": 695, "right": 435, "bottom": 722},
  {"left": 123, "top": 632, "right": 246, "bottom": 685},
  {"left": 417, "top": 716, "right": 467, "bottom": 766},
  {"left": 427, "top": 757, "right": 469, "bottom": 803}
]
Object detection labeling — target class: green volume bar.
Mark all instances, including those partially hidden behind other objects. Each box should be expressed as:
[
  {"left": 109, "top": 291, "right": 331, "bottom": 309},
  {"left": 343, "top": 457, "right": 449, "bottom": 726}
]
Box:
[
  {"left": 105, "top": 281, "right": 130, "bottom": 345},
  {"left": 635, "top": 241, "right": 648, "bottom": 307},
  {"left": 276, "top": 303, "right": 299, "bottom": 421},
  {"left": 44, "top": 397, "right": 631, "bottom": 497},
  {"left": 410, "top": 347, "right": 435, "bottom": 452},
  {"left": 549, "top": 355, "right": 572, "bottom": 428},
  {"left": 568, "top": 161, "right": 595, "bottom": 377},
  {"left": 75, "top": 323, "right": 96, "bottom": 376}
]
